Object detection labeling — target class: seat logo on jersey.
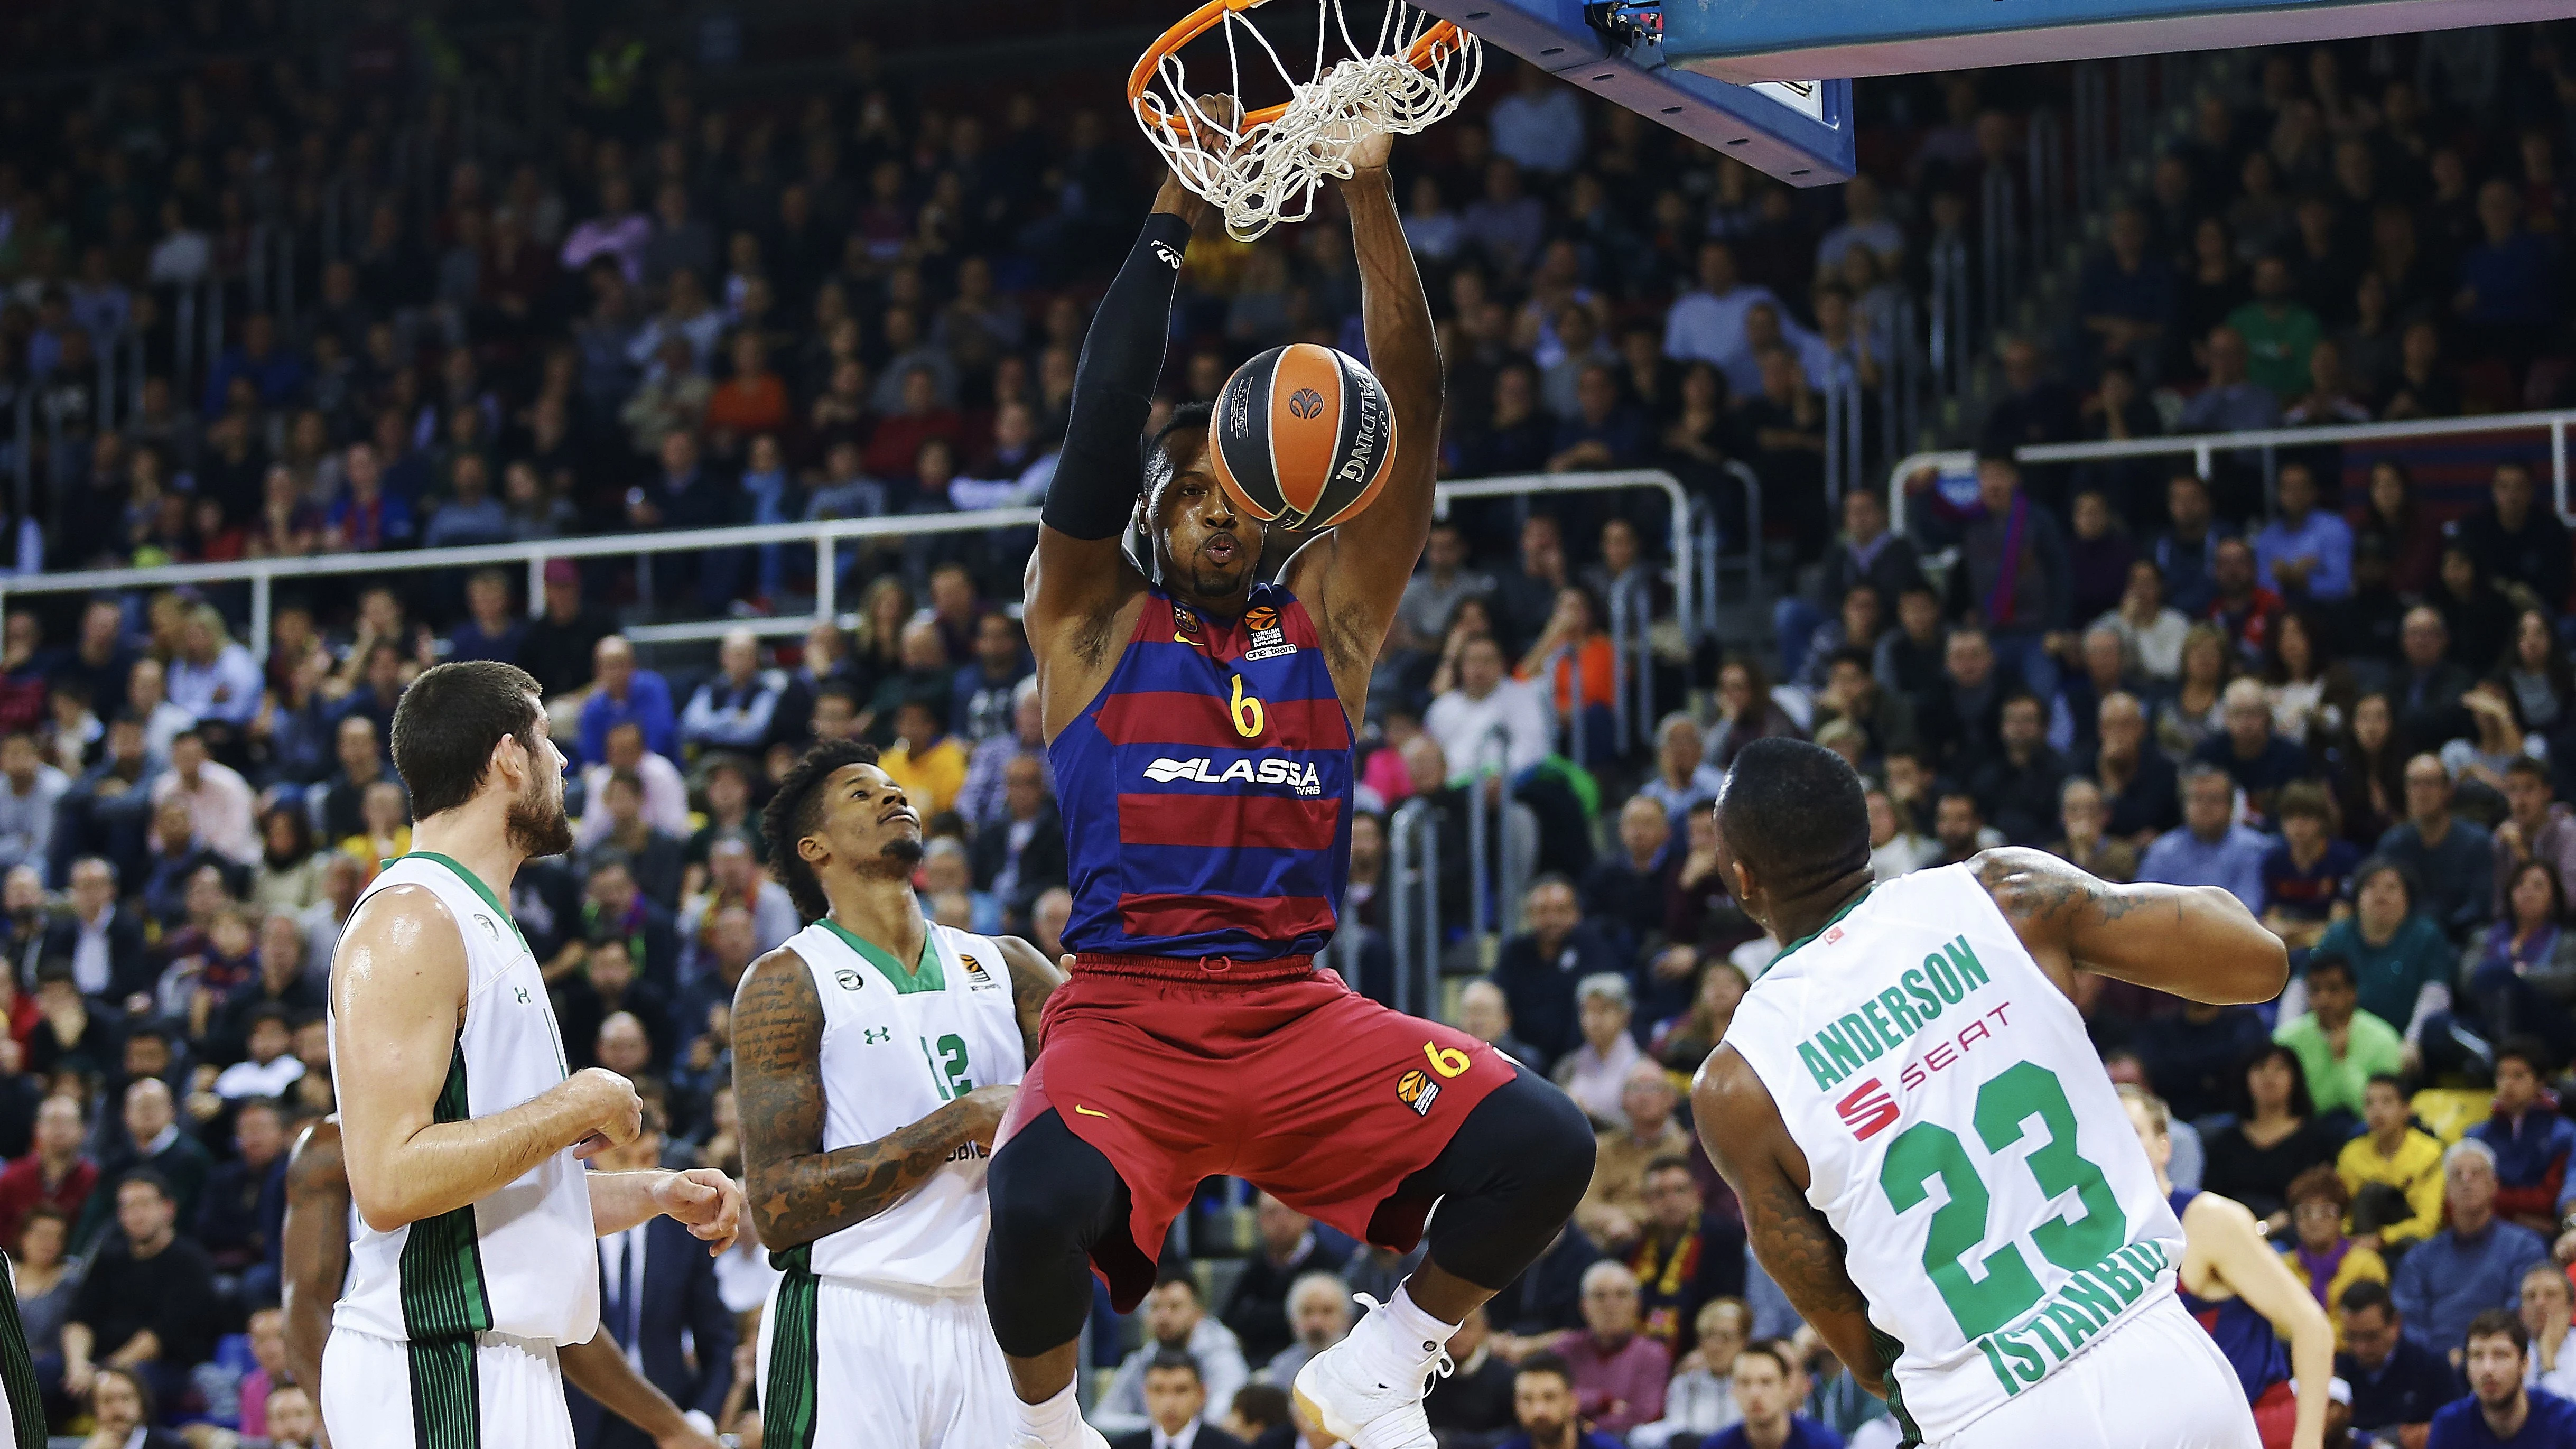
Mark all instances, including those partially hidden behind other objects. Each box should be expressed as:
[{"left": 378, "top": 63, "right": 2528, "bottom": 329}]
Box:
[
  {"left": 960, "top": 953, "right": 997, "bottom": 990},
  {"left": 1397, "top": 1069, "right": 1442, "bottom": 1117},
  {"left": 1796, "top": 934, "right": 1996, "bottom": 1092},
  {"left": 1142, "top": 755, "right": 1324, "bottom": 795},
  {"left": 835, "top": 969, "right": 864, "bottom": 991},
  {"left": 1836, "top": 1079, "right": 1900, "bottom": 1141}
]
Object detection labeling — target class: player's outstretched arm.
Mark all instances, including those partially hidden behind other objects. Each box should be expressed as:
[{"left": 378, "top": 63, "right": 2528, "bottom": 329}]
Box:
[
  {"left": 331, "top": 886, "right": 644, "bottom": 1232},
  {"left": 730, "top": 948, "right": 1015, "bottom": 1250},
  {"left": 2180, "top": 1193, "right": 2333, "bottom": 1449},
  {"left": 561, "top": 1333, "right": 720, "bottom": 1449},
  {"left": 1693, "top": 1044, "right": 1885, "bottom": 1395},
  {"left": 996, "top": 936, "right": 1066, "bottom": 1064},
  {"left": 1026, "top": 166, "right": 1208, "bottom": 712},
  {"left": 280, "top": 1116, "right": 345, "bottom": 1431},
  {"left": 1287, "top": 132, "right": 1443, "bottom": 720},
  {"left": 1970, "top": 848, "right": 2287, "bottom": 1005}
]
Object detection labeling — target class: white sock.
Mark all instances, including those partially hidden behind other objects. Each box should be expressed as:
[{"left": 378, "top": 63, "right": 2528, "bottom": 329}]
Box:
[
  {"left": 1361, "top": 1284, "right": 1460, "bottom": 1365},
  {"left": 1016, "top": 1380, "right": 1084, "bottom": 1444}
]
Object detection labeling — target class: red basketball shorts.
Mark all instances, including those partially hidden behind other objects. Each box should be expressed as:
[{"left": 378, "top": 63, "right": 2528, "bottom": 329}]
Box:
[{"left": 996, "top": 954, "right": 1517, "bottom": 1312}]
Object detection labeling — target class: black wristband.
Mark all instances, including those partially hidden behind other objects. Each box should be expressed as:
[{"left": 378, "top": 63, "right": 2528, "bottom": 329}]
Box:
[{"left": 1040, "top": 211, "right": 1196, "bottom": 541}]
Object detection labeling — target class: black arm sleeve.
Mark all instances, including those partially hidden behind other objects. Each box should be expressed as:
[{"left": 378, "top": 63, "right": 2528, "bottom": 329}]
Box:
[{"left": 1040, "top": 211, "right": 1195, "bottom": 541}]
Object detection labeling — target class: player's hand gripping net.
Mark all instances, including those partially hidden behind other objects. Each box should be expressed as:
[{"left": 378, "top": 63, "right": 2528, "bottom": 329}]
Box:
[{"left": 1130, "top": 0, "right": 1480, "bottom": 241}]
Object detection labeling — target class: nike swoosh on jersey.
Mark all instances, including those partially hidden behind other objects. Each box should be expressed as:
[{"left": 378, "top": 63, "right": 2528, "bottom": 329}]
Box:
[{"left": 1073, "top": 1104, "right": 1111, "bottom": 1118}]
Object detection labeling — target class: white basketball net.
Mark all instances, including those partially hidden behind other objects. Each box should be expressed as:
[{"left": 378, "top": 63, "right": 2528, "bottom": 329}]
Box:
[{"left": 1134, "top": 0, "right": 1482, "bottom": 242}]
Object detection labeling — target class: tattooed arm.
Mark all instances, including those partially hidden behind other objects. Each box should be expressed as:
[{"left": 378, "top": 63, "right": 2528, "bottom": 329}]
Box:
[
  {"left": 996, "top": 936, "right": 1065, "bottom": 1065},
  {"left": 1693, "top": 1044, "right": 1883, "bottom": 1394},
  {"left": 1970, "top": 847, "right": 2286, "bottom": 1005},
  {"left": 730, "top": 948, "right": 1016, "bottom": 1250}
]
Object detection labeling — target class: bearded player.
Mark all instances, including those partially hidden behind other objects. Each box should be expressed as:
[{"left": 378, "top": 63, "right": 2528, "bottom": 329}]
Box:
[
  {"left": 324, "top": 661, "right": 746, "bottom": 1449},
  {"left": 987, "top": 120, "right": 1596, "bottom": 1449}
]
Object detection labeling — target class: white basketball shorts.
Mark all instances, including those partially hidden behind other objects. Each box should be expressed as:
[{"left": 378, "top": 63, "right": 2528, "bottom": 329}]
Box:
[
  {"left": 1937, "top": 1295, "right": 2262, "bottom": 1449},
  {"left": 756, "top": 1269, "right": 1017, "bottom": 1449},
  {"left": 320, "top": 1324, "right": 575, "bottom": 1449}
]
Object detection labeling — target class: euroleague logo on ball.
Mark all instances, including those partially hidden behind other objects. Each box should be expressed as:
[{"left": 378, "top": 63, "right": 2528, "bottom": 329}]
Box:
[{"left": 1208, "top": 341, "right": 1397, "bottom": 532}]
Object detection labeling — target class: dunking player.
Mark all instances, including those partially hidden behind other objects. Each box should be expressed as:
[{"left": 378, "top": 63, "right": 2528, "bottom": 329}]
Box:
[
  {"left": 1695, "top": 738, "right": 2291, "bottom": 1447},
  {"left": 727, "top": 739, "right": 1063, "bottom": 1449},
  {"left": 280, "top": 1117, "right": 726, "bottom": 1449},
  {"left": 988, "top": 119, "right": 1596, "bottom": 1449},
  {"left": 323, "top": 661, "right": 746, "bottom": 1449}
]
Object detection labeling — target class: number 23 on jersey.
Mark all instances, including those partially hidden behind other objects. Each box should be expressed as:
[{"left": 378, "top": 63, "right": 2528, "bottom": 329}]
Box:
[{"left": 1877, "top": 1062, "right": 2124, "bottom": 1338}]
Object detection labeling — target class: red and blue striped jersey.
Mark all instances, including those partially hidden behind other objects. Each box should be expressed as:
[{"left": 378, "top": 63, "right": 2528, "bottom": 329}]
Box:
[
  {"left": 1049, "top": 581, "right": 1353, "bottom": 963},
  {"left": 2169, "top": 1190, "right": 2290, "bottom": 1404}
]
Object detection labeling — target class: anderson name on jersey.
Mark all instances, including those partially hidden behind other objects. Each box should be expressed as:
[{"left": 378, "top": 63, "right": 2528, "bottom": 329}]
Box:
[{"left": 1722, "top": 866, "right": 2184, "bottom": 1443}]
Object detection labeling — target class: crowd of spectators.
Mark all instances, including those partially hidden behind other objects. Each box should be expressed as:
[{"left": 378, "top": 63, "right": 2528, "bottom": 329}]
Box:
[{"left": 0, "top": 7, "right": 2574, "bottom": 1448}]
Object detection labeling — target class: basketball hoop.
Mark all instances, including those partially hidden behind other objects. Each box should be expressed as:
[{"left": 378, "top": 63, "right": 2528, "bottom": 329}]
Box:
[{"left": 1130, "top": 0, "right": 1481, "bottom": 242}]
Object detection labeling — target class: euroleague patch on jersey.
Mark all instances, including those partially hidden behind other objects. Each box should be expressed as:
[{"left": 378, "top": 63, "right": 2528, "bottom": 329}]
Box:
[
  {"left": 960, "top": 953, "right": 998, "bottom": 990},
  {"left": 472, "top": 914, "right": 501, "bottom": 943},
  {"left": 1241, "top": 603, "right": 1297, "bottom": 660},
  {"left": 1397, "top": 1068, "right": 1442, "bottom": 1117},
  {"left": 834, "top": 968, "right": 864, "bottom": 991}
]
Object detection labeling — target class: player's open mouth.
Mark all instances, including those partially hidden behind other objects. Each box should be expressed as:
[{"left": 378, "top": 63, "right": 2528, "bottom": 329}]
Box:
[
  {"left": 1204, "top": 535, "right": 1239, "bottom": 563},
  {"left": 880, "top": 808, "right": 919, "bottom": 828}
]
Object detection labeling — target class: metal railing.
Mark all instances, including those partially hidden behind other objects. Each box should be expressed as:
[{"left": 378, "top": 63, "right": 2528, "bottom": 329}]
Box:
[
  {"left": 1381, "top": 712, "right": 1545, "bottom": 999},
  {"left": 1926, "top": 230, "right": 1974, "bottom": 402},
  {"left": 1683, "top": 459, "right": 1764, "bottom": 643},
  {"left": 1886, "top": 408, "right": 2576, "bottom": 535},
  {"left": 1607, "top": 572, "right": 1655, "bottom": 756},
  {"left": 1, "top": 469, "right": 1718, "bottom": 658},
  {"left": 1925, "top": 56, "right": 2207, "bottom": 442},
  {"left": 1463, "top": 724, "right": 1518, "bottom": 964},
  {"left": 1388, "top": 797, "right": 1441, "bottom": 1017}
]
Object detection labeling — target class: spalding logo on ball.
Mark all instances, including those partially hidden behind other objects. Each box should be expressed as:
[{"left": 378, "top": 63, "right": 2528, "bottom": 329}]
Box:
[{"left": 1210, "top": 342, "right": 1397, "bottom": 531}]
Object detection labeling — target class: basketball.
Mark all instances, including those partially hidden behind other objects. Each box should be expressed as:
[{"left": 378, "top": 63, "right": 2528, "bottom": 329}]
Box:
[{"left": 1207, "top": 341, "right": 1398, "bottom": 531}]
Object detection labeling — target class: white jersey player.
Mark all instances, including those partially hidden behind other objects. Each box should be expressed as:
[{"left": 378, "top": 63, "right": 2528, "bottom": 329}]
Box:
[
  {"left": 324, "top": 662, "right": 746, "bottom": 1449},
  {"left": 1693, "top": 738, "right": 2290, "bottom": 1449},
  {"left": 731, "top": 739, "right": 1063, "bottom": 1449}
]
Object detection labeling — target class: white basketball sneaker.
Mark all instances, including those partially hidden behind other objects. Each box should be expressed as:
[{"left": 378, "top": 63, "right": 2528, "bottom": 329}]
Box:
[{"left": 1291, "top": 1293, "right": 1455, "bottom": 1449}]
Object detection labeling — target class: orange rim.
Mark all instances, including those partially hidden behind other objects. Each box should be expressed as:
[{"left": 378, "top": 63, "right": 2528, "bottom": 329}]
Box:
[{"left": 1129, "top": 1, "right": 1468, "bottom": 138}]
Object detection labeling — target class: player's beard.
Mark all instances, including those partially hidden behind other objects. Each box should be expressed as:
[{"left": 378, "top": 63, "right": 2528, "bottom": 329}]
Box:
[
  {"left": 505, "top": 768, "right": 575, "bottom": 858},
  {"left": 853, "top": 835, "right": 926, "bottom": 881}
]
